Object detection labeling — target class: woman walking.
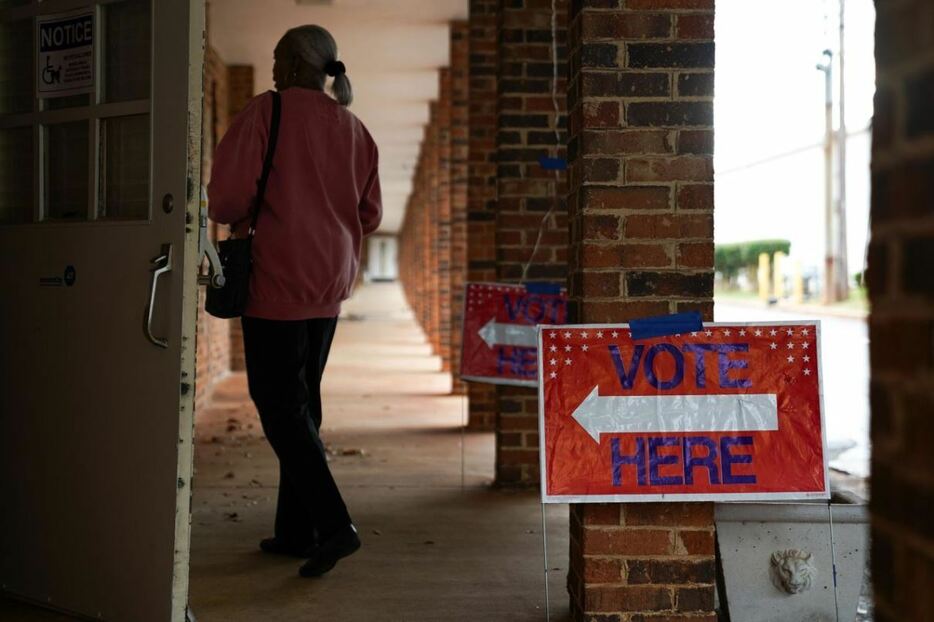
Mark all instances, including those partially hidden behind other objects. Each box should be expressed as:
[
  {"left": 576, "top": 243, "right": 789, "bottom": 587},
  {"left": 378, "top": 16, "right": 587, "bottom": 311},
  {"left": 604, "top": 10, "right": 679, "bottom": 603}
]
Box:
[{"left": 208, "top": 25, "right": 381, "bottom": 577}]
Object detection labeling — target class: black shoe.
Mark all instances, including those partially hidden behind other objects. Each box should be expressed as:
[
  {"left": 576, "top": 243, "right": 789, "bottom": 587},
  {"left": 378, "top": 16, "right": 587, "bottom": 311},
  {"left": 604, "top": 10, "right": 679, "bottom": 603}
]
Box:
[
  {"left": 298, "top": 525, "right": 361, "bottom": 577},
  {"left": 259, "top": 537, "right": 314, "bottom": 558}
]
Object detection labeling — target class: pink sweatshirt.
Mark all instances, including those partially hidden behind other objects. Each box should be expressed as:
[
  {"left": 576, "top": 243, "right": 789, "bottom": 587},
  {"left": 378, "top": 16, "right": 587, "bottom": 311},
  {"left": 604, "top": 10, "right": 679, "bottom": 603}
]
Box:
[{"left": 208, "top": 88, "right": 382, "bottom": 320}]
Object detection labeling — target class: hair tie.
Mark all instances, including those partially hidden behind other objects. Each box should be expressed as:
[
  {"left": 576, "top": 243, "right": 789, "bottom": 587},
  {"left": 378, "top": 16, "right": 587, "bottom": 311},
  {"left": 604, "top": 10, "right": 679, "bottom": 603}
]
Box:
[{"left": 324, "top": 60, "right": 346, "bottom": 77}]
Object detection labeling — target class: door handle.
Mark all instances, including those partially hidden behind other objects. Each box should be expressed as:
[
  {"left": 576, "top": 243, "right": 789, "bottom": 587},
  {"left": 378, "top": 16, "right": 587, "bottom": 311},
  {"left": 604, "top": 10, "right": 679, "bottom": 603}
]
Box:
[
  {"left": 145, "top": 243, "right": 173, "bottom": 349},
  {"left": 198, "top": 186, "right": 225, "bottom": 288}
]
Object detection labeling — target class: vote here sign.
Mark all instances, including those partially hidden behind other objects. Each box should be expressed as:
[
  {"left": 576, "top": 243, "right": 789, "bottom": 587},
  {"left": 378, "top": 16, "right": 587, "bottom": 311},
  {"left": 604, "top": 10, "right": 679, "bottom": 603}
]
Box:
[
  {"left": 461, "top": 283, "right": 568, "bottom": 387},
  {"left": 538, "top": 323, "right": 828, "bottom": 503}
]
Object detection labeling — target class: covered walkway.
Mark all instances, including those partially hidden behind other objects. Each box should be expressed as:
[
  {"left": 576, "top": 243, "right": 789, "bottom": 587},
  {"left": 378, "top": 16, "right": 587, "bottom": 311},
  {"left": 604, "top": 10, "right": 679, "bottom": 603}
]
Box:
[{"left": 188, "top": 283, "right": 570, "bottom": 621}]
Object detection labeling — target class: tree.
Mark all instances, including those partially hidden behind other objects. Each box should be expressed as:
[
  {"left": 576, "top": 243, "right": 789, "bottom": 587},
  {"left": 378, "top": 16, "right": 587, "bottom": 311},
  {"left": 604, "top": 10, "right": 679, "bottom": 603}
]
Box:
[{"left": 715, "top": 240, "right": 791, "bottom": 289}]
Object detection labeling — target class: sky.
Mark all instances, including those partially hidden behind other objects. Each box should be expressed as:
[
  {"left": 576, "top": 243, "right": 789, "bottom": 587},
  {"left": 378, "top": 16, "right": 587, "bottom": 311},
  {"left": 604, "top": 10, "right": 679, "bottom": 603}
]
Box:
[{"left": 714, "top": 0, "right": 876, "bottom": 277}]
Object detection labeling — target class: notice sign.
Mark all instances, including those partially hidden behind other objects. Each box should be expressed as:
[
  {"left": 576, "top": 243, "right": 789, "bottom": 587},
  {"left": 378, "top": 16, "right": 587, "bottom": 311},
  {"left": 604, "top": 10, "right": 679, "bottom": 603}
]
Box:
[
  {"left": 461, "top": 282, "right": 568, "bottom": 387},
  {"left": 37, "top": 11, "right": 95, "bottom": 98},
  {"left": 538, "top": 323, "right": 828, "bottom": 503}
]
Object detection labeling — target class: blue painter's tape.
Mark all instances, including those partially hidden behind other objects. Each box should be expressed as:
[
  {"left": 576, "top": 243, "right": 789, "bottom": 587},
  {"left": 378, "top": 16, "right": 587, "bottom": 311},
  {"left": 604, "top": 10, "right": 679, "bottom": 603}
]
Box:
[
  {"left": 524, "top": 282, "right": 563, "bottom": 295},
  {"left": 538, "top": 156, "right": 568, "bottom": 171},
  {"left": 629, "top": 311, "right": 703, "bottom": 340}
]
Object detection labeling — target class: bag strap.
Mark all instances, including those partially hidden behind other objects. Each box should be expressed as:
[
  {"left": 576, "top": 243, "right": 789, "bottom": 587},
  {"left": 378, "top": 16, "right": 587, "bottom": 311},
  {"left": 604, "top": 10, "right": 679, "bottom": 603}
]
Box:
[{"left": 248, "top": 90, "right": 282, "bottom": 236}]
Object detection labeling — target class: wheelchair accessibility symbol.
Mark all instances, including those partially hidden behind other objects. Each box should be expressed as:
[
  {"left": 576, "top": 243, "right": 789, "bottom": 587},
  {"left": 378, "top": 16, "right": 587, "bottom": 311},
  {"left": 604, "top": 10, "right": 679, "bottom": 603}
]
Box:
[{"left": 41, "top": 56, "right": 62, "bottom": 86}]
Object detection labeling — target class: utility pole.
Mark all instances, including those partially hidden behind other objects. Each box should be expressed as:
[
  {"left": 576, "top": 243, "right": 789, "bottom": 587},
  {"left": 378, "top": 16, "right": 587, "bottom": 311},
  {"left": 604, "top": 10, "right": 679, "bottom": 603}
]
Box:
[
  {"left": 817, "top": 50, "right": 835, "bottom": 305},
  {"left": 835, "top": 0, "right": 850, "bottom": 301}
]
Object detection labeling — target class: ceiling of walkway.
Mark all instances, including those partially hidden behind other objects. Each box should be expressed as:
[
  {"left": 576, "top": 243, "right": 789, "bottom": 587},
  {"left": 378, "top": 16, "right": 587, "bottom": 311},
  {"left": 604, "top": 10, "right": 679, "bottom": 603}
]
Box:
[{"left": 209, "top": 0, "right": 469, "bottom": 233}]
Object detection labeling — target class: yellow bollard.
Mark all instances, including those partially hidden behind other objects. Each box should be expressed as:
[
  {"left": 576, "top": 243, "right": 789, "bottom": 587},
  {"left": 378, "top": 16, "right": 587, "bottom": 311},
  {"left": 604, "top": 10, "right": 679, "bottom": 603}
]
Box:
[
  {"left": 758, "top": 253, "right": 771, "bottom": 301},
  {"left": 792, "top": 260, "right": 805, "bottom": 304},
  {"left": 773, "top": 251, "right": 786, "bottom": 300}
]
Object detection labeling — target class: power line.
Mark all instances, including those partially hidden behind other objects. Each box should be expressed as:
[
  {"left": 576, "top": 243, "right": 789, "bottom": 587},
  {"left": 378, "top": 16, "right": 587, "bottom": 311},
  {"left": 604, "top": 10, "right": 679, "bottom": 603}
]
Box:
[{"left": 716, "top": 126, "right": 869, "bottom": 177}]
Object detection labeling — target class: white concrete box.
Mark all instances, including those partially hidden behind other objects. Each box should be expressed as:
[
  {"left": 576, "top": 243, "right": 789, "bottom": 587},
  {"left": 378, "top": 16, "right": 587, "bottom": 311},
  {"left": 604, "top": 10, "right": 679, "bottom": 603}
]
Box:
[{"left": 715, "top": 495, "right": 868, "bottom": 622}]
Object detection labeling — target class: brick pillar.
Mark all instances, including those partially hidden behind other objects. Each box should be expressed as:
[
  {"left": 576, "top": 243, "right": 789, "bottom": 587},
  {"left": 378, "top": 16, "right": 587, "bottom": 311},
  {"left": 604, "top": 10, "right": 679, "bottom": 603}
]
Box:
[
  {"left": 466, "top": 0, "right": 500, "bottom": 430},
  {"left": 438, "top": 70, "right": 454, "bottom": 372},
  {"left": 196, "top": 45, "right": 232, "bottom": 412},
  {"left": 399, "top": 124, "right": 435, "bottom": 341},
  {"left": 566, "top": 1, "right": 716, "bottom": 619},
  {"left": 869, "top": 2, "right": 934, "bottom": 620},
  {"left": 450, "top": 21, "right": 471, "bottom": 397},
  {"left": 426, "top": 108, "right": 441, "bottom": 353},
  {"left": 494, "top": 0, "right": 569, "bottom": 486},
  {"left": 226, "top": 64, "right": 254, "bottom": 372}
]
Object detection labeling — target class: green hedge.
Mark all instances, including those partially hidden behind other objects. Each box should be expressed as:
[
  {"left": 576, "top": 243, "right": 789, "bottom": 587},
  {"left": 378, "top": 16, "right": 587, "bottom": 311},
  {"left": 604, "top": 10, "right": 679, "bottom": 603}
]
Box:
[{"left": 715, "top": 239, "right": 791, "bottom": 281}]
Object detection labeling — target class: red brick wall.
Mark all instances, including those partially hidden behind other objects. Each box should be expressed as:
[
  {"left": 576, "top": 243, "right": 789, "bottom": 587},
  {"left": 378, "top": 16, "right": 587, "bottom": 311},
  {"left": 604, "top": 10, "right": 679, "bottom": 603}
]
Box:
[
  {"left": 494, "top": 0, "right": 569, "bottom": 487},
  {"left": 195, "top": 56, "right": 254, "bottom": 411},
  {"left": 450, "top": 21, "right": 471, "bottom": 397},
  {"left": 438, "top": 72, "right": 454, "bottom": 372},
  {"left": 869, "top": 1, "right": 934, "bottom": 619},
  {"left": 565, "top": 0, "right": 716, "bottom": 618},
  {"left": 399, "top": 112, "right": 440, "bottom": 352},
  {"left": 226, "top": 65, "right": 255, "bottom": 372},
  {"left": 466, "top": 0, "right": 500, "bottom": 430},
  {"left": 398, "top": 25, "right": 470, "bottom": 398},
  {"left": 195, "top": 45, "right": 232, "bottom": 412}
]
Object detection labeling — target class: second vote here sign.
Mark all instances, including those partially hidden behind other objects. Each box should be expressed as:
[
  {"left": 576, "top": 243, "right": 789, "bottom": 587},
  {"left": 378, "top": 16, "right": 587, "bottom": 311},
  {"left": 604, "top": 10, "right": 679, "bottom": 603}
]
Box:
[
  {"left": 461, "top": 283, "right": 567, "bottom": 387},
  {"left": 538, "top": 323, "right": 828, "bottom": 503}
]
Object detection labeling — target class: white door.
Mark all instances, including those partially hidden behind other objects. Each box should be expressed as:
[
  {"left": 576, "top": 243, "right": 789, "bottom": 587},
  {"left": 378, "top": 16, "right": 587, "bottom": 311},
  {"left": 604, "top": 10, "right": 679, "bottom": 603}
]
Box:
[{"left": 0, "top": 1, "right": 203, "bottom": 620}]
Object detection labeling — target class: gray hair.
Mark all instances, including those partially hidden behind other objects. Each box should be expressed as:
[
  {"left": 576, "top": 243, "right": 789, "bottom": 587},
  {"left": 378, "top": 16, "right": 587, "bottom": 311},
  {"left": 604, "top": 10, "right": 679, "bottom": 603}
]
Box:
[{"left": 280, "top": 25, "right": 353, "bottom": 106}]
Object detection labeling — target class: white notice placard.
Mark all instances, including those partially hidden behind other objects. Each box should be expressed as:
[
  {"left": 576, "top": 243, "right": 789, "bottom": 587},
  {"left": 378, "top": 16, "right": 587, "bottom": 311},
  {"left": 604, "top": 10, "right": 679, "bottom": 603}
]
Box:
[{"left": 37, "top": 10, "right": 95, "bottom": 98}]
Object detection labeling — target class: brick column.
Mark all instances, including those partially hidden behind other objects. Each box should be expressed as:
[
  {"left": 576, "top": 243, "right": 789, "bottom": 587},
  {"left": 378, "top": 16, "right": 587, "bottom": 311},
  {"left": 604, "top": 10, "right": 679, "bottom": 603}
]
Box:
[
  {"left": 868, "top": 2, "right": 934, "bottom": 620},
  {"left": 494, "top": 0, "right": 569, "bottom": 486},
  {"left": 196, "top": 45, "right": 232, "bottom": 412},
  {"left": 566, "top": 1, "right": 716, "bottom": 619},
  {"left": 450, "top": 21, "right": 471, "bottom": 396},
  {"left": 225, "top": 64, "right": 254, "bottom": 373},
  {"left": 428, "top": 105, "right": 442, "bottom": 356},
  {"left": 466, "top": 0, "right": 500, "bottom": 430},
  {"left": 438, "top": 70, "right": 454, "bottom": 372}
]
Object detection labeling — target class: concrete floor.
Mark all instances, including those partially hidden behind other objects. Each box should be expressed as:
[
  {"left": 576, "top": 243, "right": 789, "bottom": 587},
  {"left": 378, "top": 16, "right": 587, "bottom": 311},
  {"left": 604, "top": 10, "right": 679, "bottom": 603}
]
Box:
[
  {"left": 0, "top": 283, "right": 570, "bottom": 621},
  {"left": 187, "top": 283, "right": 570, "bottom": 621}
]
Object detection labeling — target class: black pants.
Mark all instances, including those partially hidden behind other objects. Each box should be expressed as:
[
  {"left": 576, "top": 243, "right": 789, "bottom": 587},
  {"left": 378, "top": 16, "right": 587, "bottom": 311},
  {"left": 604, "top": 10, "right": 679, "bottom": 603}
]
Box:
[{"left": 241, "top": 316, "right": 351, "bottom": 546}]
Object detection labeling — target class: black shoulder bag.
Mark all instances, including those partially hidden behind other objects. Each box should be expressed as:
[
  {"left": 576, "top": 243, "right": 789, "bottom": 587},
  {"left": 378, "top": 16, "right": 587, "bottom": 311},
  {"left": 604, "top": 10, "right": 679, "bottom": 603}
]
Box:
[{"left": 205, "top": 90, "right": 282, "bottom": 319}]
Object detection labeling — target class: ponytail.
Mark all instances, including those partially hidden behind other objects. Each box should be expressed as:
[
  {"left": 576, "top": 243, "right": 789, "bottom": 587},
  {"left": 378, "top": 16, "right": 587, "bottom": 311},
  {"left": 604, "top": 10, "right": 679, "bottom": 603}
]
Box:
[
  {"left": 280, "top": 25, "right": 353, "bottom": 107},
  {"left": 331, "top": 72, "right": 353, "bottom": 106}
]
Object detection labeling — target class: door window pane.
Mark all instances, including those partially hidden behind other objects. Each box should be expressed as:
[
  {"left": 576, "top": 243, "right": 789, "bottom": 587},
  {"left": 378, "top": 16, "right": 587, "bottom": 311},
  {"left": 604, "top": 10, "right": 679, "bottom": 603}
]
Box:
[
  {"left": 0, "top": 18, "right": 33, "bottom": 114},
  {"left": 0, "top": 127, "right": 33, "bottom": 223},
  {"left": 44, "top": 94, "right": 91, "bottom": 111},
  {"left": 44, "top": 122, "right": 89, "bottom": 220},
  {"left": 98, "top": 114, "right": 149, "bottom": 219},
  {"left": 104, "top": 0, "right": 151, "bottom": 103}
]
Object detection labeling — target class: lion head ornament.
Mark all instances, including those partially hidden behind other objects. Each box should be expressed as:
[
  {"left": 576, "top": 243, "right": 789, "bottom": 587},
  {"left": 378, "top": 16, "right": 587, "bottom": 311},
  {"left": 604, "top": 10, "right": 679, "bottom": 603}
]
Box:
[{"left": 769, "top": 549, "right": 817, "bottom": 594}]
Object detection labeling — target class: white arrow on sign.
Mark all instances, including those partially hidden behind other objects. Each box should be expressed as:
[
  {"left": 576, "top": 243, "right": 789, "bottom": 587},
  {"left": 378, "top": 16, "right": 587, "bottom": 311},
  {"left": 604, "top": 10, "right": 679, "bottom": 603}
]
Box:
[
  {"left": 478, "top": 318, "right": 538, "bottom": 349},
  {"left": 572, "top": 386, "right": 778, "bottom": 443}
]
